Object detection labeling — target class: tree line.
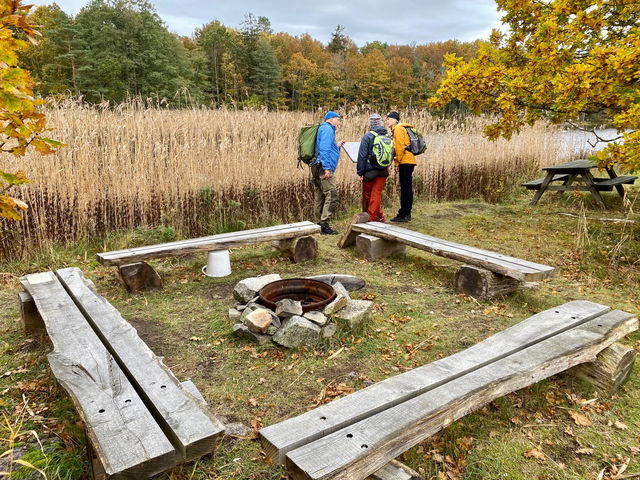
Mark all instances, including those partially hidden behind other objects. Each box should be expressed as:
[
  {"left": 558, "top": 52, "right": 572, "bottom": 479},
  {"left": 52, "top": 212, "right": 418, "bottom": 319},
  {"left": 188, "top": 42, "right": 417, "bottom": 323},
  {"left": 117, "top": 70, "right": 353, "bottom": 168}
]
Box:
[{"left": 21, "top": 0, "right": 479, "bottom": 110}]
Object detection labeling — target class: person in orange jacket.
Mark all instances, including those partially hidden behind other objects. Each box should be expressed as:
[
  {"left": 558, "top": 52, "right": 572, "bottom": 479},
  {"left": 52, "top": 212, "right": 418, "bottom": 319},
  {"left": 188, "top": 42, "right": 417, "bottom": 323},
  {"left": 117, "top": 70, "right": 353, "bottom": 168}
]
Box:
[{"left": 386, "top": 111, "right": 416, "bottom": 222}]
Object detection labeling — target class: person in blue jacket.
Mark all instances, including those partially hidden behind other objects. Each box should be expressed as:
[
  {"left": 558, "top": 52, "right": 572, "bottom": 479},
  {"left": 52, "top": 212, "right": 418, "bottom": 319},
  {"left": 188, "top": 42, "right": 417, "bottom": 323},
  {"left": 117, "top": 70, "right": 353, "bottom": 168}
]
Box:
[{"left": 312, "top": 111, "right": 344, "bottom": 235}]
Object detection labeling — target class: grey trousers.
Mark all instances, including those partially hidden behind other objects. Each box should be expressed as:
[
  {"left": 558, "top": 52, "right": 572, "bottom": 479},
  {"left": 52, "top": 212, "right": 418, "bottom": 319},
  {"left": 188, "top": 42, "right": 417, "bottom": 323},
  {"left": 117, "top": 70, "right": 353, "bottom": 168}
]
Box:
[{"left": 313, "top": 171, "right": 339, "bottom": 222}]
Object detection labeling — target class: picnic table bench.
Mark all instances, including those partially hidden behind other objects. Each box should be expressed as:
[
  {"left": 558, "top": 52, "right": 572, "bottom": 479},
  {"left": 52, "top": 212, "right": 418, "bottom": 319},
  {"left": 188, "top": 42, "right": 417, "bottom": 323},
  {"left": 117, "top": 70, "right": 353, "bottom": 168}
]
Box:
[
  {"left": 339, "top": 219, "right": 555, "bottom": 299},
  {"left": 522, "top": 159, "right": 637, "bottom": 209},
  {"left": 259, "top": 301, "right": 637, "bottom": 480},
  {"left": 96, "top": 221, "right": 321, "bottom": 291},
  {"left": 19, "top": 268, "right": 225, "bottom": 479}
]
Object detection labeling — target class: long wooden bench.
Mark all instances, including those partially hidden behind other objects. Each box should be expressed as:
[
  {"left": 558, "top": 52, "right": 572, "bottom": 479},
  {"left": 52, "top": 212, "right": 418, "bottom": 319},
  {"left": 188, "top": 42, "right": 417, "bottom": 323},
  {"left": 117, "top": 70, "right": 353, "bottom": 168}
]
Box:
[
  {"left": 19, "top": 268, "right": 225, "bottom": 479},
  {"left": 340, "top": 221, "right": 555, "bottom": 299},
  {"left": 259, "top": 301, "right": 637, "bottom": 480},
  {"left": 96, "top": 221, "right": 321, "bottom": 291}
]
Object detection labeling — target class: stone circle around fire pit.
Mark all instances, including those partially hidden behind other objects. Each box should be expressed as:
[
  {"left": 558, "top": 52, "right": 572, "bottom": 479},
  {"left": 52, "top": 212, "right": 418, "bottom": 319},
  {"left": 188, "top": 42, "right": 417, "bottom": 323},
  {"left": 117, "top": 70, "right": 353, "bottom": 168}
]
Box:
[{"left": 230, "top": 274, "right": 373, "bottom": 348}]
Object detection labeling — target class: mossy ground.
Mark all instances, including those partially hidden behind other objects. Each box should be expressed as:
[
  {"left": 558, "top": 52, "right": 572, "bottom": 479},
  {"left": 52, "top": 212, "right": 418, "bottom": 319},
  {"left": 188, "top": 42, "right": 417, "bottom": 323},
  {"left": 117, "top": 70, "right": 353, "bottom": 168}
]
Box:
[{"left": 1, "top": 188, "right": 639, "bottom": 480}]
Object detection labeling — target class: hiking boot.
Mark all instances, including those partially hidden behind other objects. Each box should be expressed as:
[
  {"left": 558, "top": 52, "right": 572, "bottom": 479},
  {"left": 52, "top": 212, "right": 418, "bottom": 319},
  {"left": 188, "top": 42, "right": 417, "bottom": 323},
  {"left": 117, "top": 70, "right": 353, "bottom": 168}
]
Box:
[
  {"left": 390, "top": 215, "right": 409, "bottom": 223},
  {"left": 319, "top": 221, "right": 338, "bottom": 235}
]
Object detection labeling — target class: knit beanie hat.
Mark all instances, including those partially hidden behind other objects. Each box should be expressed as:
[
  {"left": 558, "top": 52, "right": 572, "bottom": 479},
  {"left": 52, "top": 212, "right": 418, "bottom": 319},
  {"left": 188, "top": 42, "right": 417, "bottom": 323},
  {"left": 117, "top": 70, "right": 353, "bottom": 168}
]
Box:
[
  {"left": 387, "top": 111, "right": 400, "bottom": 122},
  {"left": 369, "top": 113, "right": 382, "bottom": 128}
]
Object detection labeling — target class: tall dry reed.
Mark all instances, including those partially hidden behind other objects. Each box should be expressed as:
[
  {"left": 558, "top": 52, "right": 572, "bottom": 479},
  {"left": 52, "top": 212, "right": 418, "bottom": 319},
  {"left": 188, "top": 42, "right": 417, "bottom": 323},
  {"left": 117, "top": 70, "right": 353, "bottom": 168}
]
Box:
[{"left": 0, "top": 101, "right": 576, "bottom": 260}]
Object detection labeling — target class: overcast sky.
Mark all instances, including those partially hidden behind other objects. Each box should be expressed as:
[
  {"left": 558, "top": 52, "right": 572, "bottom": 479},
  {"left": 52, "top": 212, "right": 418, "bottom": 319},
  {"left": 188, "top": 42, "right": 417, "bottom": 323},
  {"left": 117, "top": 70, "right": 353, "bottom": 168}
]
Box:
[{"left": 28, "top": 0, "right": 503, "bottom": 45}]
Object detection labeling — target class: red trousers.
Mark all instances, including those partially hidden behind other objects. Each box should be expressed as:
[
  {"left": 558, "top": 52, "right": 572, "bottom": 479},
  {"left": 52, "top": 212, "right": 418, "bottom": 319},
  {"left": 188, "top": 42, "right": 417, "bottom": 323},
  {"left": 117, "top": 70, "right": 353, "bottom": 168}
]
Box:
[{"left": 362, "top": 176, "right": 387, "bottom": 222}]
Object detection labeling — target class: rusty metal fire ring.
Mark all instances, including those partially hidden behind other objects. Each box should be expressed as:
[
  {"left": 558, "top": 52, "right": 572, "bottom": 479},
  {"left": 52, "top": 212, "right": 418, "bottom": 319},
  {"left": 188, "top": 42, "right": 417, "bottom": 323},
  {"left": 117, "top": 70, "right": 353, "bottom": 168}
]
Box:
[{"left": 258, "top": 278, "right": 336, "bottom": 313}]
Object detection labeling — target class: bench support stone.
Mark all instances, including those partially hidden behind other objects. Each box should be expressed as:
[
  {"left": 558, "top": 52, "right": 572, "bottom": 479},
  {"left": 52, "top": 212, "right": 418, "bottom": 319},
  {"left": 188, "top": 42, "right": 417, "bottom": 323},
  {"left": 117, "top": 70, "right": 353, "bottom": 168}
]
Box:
[
  {"left": 568, "top": 341, "right": 637, "bottom": 396},
  {"left": 117, "top": 261, "right": 162, "bottom": 292},
  {"left": 369, "top": 460, "right": 421, "bottom": 480},
  {"left": 454, "top": 265, "right": 521, "bottom": 300},
  {"left": 356, "top": 234, "right": 406, "bottom": 261},
  {"left": 276, "top": 235, "right": 318, "bottom": 263},
  {"left": 18, "top": 290, "right": 44, "bottom": 334}
]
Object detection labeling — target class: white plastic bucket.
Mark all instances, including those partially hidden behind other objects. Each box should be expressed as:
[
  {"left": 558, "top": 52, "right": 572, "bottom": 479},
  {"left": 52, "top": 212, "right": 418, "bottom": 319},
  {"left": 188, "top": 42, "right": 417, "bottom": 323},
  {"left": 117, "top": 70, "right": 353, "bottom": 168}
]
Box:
[{"left": 202, "top": 250, "right": 232, "bottom": 277}]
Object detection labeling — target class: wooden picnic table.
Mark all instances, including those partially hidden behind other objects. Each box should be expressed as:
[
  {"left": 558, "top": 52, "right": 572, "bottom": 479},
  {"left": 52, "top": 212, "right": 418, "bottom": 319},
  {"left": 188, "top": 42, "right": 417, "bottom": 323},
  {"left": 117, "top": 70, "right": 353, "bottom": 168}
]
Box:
[{"left": 522, "top": 159, "right": 637, "bottom": 209}]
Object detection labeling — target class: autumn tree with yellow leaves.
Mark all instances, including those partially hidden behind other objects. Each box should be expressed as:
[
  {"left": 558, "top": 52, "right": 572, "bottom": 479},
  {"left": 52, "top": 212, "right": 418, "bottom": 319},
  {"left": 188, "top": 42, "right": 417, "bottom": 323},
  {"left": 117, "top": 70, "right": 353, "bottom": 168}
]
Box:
[
  {"left": 1, "top": 0, "right": 61, "bottom": 221},
  {"left": 429, "top": 0, "right": 640, "bottom": 172}
]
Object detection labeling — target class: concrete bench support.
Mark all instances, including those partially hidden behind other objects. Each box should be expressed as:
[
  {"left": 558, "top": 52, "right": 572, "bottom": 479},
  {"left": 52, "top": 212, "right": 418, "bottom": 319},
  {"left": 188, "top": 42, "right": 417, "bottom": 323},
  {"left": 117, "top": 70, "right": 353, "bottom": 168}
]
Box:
[{"left": 356, "top": 234, "right": 406, "bottom": 261}]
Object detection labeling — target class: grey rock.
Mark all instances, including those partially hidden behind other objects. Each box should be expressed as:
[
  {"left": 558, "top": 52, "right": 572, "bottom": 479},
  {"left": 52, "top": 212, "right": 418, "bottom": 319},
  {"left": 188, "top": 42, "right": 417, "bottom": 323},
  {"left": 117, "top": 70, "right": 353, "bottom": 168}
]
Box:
[
  {"left": 304, "top": 310, "right": 328, "bottom": 326},
  {"left": 334, "top": 299, "right": 374, "bottom": 329},
  {"left": 323, "top": 282, "right": 350, "bottom": 315},
  {"left": 233, "top": 323, "right": 272, "bottom": 345},
  {"left": 224, "top": 422, "right": 254, "bottom": 438},
  {"left": 275, "top": 298, "right": 303, "bottom": 318},
  {"left": 272, "top": 316, "right": 321, "bottom": 348},
  {"left": 321, "top": 323, "right": 337, "bottom": 339},
  {"left": 228, "top": 308, "right": 242, "bottom": 322},
  {"left": 266, "top": 325, "right": 279, "bottom": 336},
  {"left": 233, "top": 274, "right": 281, "bottom": 303}
]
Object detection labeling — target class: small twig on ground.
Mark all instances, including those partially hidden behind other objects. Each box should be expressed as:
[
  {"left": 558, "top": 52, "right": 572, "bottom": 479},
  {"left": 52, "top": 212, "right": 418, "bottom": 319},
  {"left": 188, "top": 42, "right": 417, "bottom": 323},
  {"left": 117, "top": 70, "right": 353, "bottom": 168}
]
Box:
[
  {"left": 556, "top": 212, "right": 636, "bottom": 224},
  {"left": 287, "top": 369, "right": 307, "bottom": 388}
]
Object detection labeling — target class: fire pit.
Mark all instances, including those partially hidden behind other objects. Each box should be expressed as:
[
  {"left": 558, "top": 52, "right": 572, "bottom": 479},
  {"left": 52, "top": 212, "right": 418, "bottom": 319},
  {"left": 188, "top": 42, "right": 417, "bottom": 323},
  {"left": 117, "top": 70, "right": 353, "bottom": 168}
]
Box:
[{"left": 259, "top": 278, "right": 336, "bottom": 313}]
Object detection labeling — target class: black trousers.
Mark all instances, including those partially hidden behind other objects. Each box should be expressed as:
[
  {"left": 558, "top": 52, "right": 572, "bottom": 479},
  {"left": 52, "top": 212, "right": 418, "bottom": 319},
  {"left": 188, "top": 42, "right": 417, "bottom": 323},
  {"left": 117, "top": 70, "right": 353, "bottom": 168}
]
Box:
[{"left": 397, "top": 164, "right": 415, "bottom": 218}]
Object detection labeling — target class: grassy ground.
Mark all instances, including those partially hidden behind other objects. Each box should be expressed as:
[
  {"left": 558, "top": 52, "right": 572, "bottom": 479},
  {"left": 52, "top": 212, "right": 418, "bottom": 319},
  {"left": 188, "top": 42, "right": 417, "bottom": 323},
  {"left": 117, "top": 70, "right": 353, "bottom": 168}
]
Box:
[{"left": 1, "top": 187, "right": 639, "bottom": 480}]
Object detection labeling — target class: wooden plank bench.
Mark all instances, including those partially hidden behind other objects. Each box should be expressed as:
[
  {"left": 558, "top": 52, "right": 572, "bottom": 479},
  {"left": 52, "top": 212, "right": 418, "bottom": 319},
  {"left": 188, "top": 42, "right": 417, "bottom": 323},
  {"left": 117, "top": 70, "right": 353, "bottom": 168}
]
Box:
[
  {"left": 259, "top": 301, "right": 637, "bottom": 480},
  {"left": 340, "top": 221, "right": 555, "bottom": 299},
  {"left": 593, "top": 175, "right": 637, "bottom": 191},
  {"left": 96, "top": 221, "right": 321, "bottom": 291},
  {"left": 521, "top": 174, "right": 570, "bottom": 189},
  {"left": 20, "top": 269, "right": 225, "bottom": 479}
]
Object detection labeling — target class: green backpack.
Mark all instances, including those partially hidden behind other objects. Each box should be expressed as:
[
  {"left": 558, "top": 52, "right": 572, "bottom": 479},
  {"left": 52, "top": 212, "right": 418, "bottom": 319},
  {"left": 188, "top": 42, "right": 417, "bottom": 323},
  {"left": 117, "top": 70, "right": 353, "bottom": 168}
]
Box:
[
  {"left": 297, "top": 124, "right": 320, "bottom": 167},
  {"left": 369, "top": 131, "right": 394, "bottom": 169}
]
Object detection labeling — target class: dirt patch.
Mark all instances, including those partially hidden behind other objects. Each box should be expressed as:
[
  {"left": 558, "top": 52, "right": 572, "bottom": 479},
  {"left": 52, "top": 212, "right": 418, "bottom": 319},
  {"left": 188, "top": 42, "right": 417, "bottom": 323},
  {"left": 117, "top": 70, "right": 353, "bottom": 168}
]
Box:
[
  {"left": 127, "top": 316, "right": 170, "bottom": 356},
  {"left": 430, "top": 211, "right": 463, "bottom": 220},
  {"left": 452, "top": 203, "right": 489, "bottom": 211}
]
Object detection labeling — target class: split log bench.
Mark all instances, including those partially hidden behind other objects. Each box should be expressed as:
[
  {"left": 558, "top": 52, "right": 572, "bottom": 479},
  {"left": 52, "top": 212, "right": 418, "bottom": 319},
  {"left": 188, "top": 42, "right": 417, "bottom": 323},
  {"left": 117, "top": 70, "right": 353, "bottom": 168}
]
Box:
[
  {"left": 259, "top": 300, "right": 637, "bottom": 480},
  {"left": 19, "top": 268, "right": 225, "bottom": 479},
  {"left": 340, "top": 221, "right": 555, "bottom": 300},
  {"left": 96, "top": 221, "right": 321, "bottom": 291}
]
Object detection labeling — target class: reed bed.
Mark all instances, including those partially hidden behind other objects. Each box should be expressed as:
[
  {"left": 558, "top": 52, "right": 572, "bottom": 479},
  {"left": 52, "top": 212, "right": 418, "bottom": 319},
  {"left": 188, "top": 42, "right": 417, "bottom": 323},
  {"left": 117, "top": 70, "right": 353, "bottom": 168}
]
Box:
[{"left": 0, "top": 102, "right": 576, "bottom": 260}]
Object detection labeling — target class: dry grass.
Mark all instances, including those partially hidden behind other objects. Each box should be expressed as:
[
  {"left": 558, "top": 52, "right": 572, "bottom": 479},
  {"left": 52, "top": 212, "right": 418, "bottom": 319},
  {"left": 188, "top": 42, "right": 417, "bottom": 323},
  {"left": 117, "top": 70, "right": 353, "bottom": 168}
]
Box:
[{"left": 0, "top": 101, "right": 574, "bottom": 260}]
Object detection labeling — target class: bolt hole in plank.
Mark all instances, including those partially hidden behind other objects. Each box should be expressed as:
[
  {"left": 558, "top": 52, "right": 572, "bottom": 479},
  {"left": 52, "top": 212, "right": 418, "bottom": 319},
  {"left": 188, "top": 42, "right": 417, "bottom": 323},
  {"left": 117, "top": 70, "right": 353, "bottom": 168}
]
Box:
[
  {"left": 361, "top": 445, "right": 368, "bottom": 449},
  {"left": 320, "top": 416, "right": 327, "bottom": 420},
  {"left": 98, "top": 409, "right": 105, "bottom": 413},
  {"left": 161, "top": 385, "right": 167, "bottom": 389},
  {"left": 346, "top": 434, "right": 353, "bottom": 438},
  {"left": 125, "top": 399, "right": 131, "bottom": 404}
]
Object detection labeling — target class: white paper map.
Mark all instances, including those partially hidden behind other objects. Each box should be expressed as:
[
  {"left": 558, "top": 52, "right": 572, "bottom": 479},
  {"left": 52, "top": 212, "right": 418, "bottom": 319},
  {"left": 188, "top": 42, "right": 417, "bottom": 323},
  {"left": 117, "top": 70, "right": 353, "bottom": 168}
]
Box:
[{"left": 342, "top": 142, "right": 360, "bottom": 163}]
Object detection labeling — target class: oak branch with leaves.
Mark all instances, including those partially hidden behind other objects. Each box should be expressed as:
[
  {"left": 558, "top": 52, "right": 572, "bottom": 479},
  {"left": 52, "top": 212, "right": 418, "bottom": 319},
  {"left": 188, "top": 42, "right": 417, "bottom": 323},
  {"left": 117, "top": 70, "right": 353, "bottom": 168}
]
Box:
[
  {"left": 429, "top": 0, "right": 639, "bottom": 172},
  {"left": 1, "top": 0, "right": 62, "bottom": 220}
]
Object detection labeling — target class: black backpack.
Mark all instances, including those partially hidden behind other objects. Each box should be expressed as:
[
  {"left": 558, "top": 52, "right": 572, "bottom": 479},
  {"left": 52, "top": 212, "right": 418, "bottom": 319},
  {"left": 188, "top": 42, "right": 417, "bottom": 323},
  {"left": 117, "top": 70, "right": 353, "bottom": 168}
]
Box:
[{"left": 405, "top": 127, "right": 426, "bottom": 155}]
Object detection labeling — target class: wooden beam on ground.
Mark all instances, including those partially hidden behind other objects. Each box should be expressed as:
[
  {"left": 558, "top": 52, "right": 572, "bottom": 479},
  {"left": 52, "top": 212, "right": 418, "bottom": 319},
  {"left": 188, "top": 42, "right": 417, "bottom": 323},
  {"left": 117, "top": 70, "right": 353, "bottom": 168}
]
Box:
[
  {"left": 18, "top": 290, "right": 44, "bottom": 335},
  {"left": 259, "top": 301, "right": 611, "bottom": 463},
  {"left": 20, "top": 272, "right": 177, "bottom": 478},
  {"left": 55, "top": 267, "right": 225, "bottom": 462},
  {"left": 568, "top": 341, "right": 637, "bottom": 396},
  {"left": 350, "top": 222, "right": 555, "bottom": 282},
  {"left": 285, "top": 310, "right": 638, "bottom": 480},
  {"left": 337, "top": 213, "right": 370, "bottom": 249},
  {"left": 97, "top": 221, "right": 321, "bottom": 266}
]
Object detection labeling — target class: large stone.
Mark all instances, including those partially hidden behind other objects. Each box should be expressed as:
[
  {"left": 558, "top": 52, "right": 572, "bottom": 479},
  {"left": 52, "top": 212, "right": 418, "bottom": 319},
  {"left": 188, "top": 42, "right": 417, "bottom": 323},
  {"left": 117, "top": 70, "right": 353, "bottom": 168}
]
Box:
[
  {"left": 233, "top": 323, "right": 272, "bottom": 345},
  {"left": 304, "top": 310, "right": 328, "bottom": 326},
  {"left": 243, "top": 308, "right": 278, "bottom": 333},
  {"left": 321, "top": 323, "right": 337, "bottom": 339},
  {"left": 323, "top": 281, "right": 350, "bottom": 315},
  {"left": 334, "top": 299, "right": 374, "bottom": 329},
  {"left": 306, "top": 274, "right": 366, "bottom": 292},
  {"left": 275, "top": 298, "right": 303, "bottom": 318},
  {"left": 233, "top": 274, "right": 281, "bottom": 303},
  {"left": 228, "top": 308, "right": 242, "bottom": 323},
  {"left": 240, "top": 303, "right": 281, "bottom": 328},
  {"left": 272, "top": 316, "right": 321, "bottom": 348}
]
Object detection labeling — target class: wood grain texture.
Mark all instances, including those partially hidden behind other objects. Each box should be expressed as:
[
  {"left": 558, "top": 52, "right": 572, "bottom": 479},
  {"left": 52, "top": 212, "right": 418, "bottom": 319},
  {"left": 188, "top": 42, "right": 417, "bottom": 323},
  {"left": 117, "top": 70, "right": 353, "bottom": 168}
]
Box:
[
  {"left": 338, "top": 213, "right": 370, "bottom": 249},
  {"left": 368, "top": 460, "right": 421, "bottom": 480},
  {"left": 569, "top": 341, "right": 637, "bottom": 396},
  {"left": 56, "top": 267, "right": 225, "bottom": 461},
  {"left": 97, "top": 222, "right": 321, "bottom": 266},
  {"left": 277, "top": 236, "right": 318, "bottom": 263},
  {"left": 350, "top": 222, "right": 555, "bottom": 281},
  {"left": 454, "top": 265, "right": 520, "bottom": 300},
  {"left": 21, "top": 272, "right": 177, "bottom": 478},
  {"left": 285, "top": 310, "right": 637, "bottom": 480},
  {"left": 259, "top": 301, "right": 610, "bottom": 463}
]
